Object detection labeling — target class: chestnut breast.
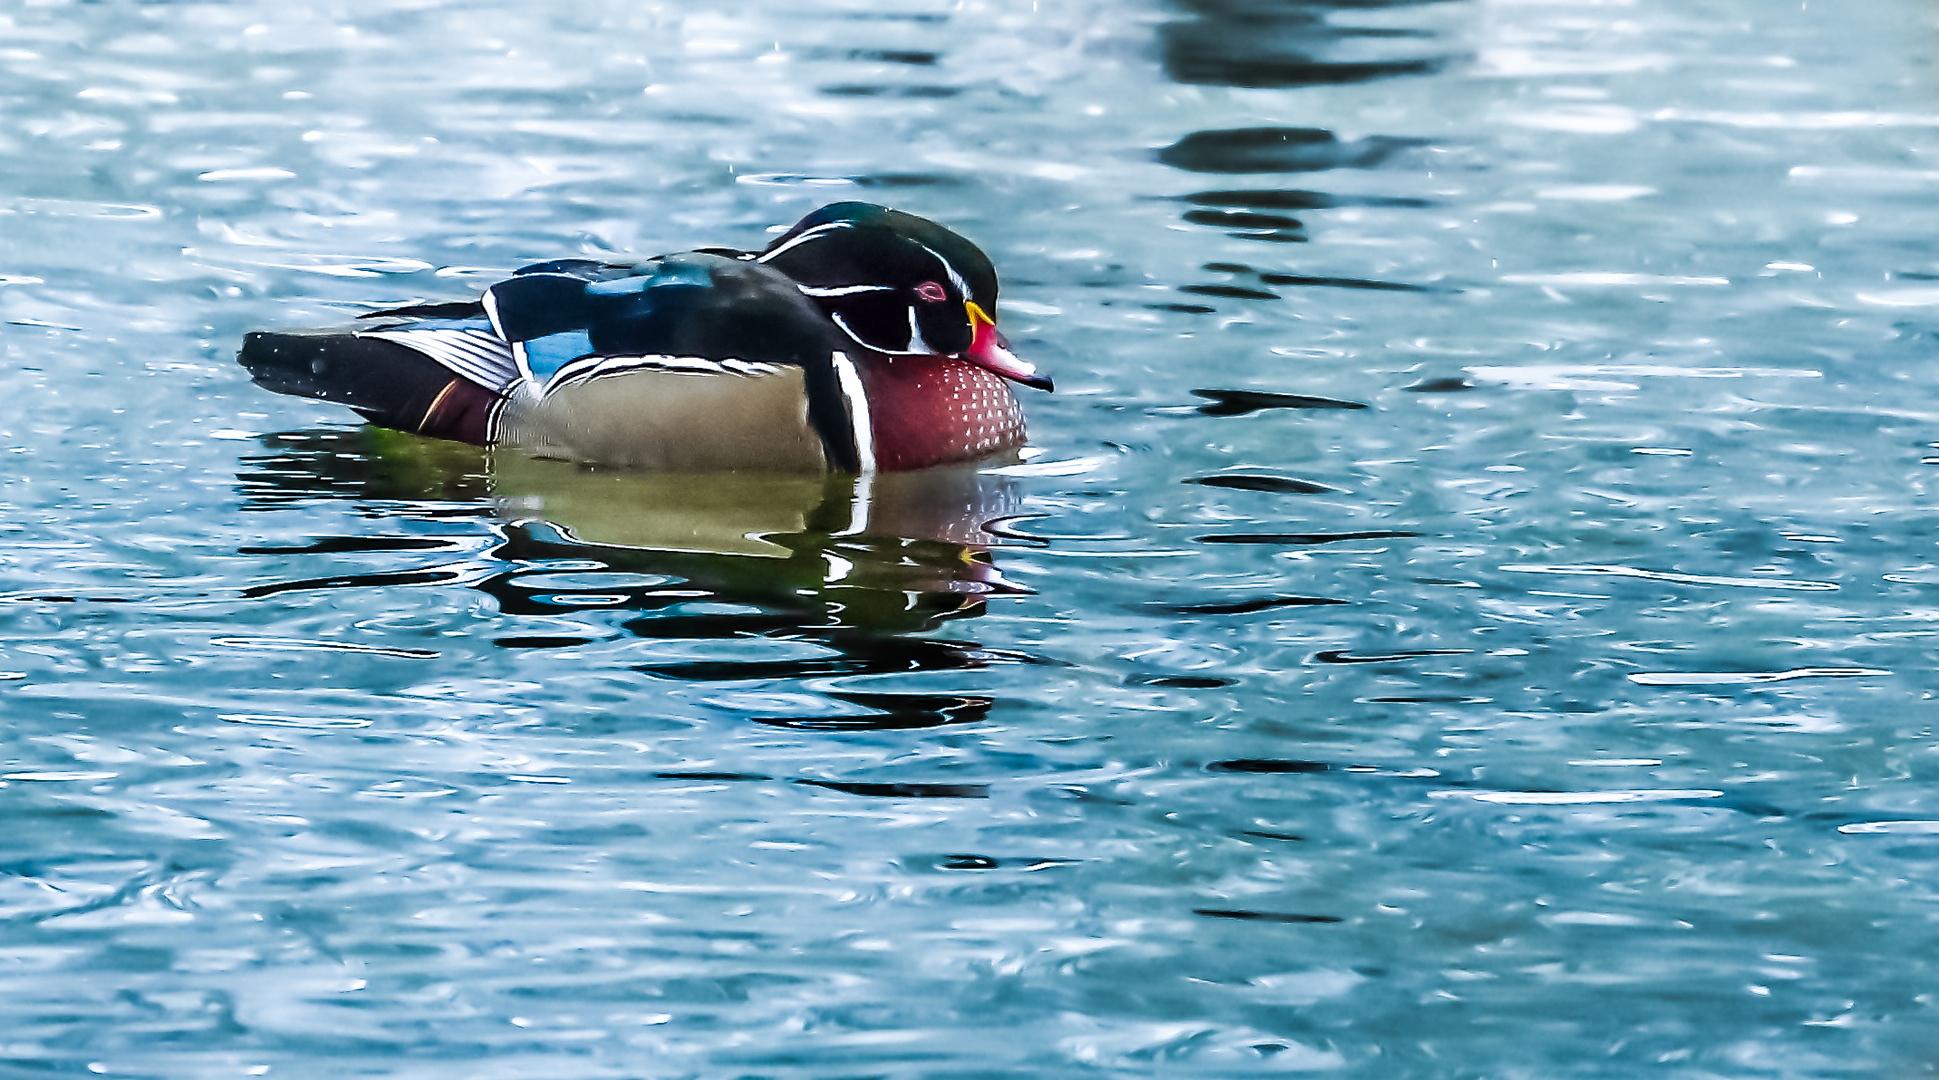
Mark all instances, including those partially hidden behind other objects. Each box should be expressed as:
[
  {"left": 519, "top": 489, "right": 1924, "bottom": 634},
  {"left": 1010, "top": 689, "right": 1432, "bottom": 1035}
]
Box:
[{"left": 857, "top": 355, "right": 1026, "bottom": 472}]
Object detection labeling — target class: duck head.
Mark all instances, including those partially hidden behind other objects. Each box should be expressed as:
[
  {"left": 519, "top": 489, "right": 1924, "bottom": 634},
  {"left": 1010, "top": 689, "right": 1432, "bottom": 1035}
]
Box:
[{"left": 757, "top": 202, "right": 1053, "bottom": 392}]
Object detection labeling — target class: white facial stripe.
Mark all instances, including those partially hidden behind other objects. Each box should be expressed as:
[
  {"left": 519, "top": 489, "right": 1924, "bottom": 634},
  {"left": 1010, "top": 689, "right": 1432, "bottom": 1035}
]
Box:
[
  {"left": 830, "top": 311, "right": 926, "bottom": 357},
  {"left": 914, "top": 240, "right": 971, "bottom": 296},
  {"left": 830, "top": 351, "right": 876, "bottom": 474},
  {"left": 756, "top": 220, "right": 854, "bottom": 263},
  {"left": 829, "top": 312, "right": 869, "bottom": 350},
  {"left": 796, "top": 283, "right": 895, "bottom": 298},
  {"left": 906, "top": 306, "right": 933, "bottom": 355}
]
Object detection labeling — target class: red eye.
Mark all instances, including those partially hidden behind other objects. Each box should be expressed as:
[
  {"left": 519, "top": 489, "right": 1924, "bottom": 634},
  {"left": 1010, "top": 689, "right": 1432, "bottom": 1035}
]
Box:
[{"left": 914, "top": 281, "right": 948, "bottom": 303}]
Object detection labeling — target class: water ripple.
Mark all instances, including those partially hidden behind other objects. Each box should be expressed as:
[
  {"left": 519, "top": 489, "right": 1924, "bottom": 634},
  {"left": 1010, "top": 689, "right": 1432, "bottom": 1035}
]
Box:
[
  {"left": 1627, "top": 667, "right": 1889, "bottom": 686},
  {"left": 1502, "top": 564, "right": 1839, "bottom": 591}
]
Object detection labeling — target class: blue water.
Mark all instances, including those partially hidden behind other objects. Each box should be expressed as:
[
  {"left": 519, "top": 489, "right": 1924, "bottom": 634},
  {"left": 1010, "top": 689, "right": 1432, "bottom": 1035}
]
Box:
[{"left": 5, "top": 0, "right": 1939, "bottom": 1075}]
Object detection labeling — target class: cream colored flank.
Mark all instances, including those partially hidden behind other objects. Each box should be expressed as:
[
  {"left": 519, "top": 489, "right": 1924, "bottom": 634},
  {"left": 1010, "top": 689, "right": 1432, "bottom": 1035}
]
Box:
[{"left": 497, "top": 364, "right": 830, "bottom": 472}]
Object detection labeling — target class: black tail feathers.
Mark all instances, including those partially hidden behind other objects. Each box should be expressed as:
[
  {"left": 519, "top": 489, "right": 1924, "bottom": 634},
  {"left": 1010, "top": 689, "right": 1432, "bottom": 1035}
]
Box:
[{"left": 239, "top": 331, "right": 496, "bottom": 445}]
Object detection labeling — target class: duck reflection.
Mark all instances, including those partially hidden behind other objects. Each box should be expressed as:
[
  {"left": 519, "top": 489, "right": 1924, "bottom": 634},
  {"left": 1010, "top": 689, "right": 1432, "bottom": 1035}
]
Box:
[
  {"left": 1155, "top": 0, "right": 1460, "bottom": 262},
  {"left": 1161, "top": 0, "right": 1460, "bottom": 90},
  {"left": 237, "top": 430, "right": 1038, "bottom": 721}
]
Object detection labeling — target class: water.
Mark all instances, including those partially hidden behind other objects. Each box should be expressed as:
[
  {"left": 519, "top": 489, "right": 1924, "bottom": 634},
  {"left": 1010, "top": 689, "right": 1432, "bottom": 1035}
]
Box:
[{"left": 4, "top": 0, "right": 1939, "bottom": 1074}]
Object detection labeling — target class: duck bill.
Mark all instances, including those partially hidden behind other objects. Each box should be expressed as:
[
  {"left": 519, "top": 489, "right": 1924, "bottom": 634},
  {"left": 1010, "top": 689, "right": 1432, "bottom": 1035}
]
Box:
[{"left": 964, "top": 302, "right": 1053, "bottom": 391}]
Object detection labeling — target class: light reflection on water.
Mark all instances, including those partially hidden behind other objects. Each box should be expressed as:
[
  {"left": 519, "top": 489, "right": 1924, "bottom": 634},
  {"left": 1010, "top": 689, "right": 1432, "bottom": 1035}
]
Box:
[{"left": 6, "top": 0, "right": 1939, "bottom": 1074}]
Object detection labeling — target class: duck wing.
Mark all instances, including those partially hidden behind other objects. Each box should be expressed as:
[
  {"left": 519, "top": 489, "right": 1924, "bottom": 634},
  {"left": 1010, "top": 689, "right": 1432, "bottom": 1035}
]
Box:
[
  {"left": 239, "top": 253, "right": 867, "bottom": 472},
  {"left": 484, "top": 253, "right": 865, "bottom": 472}
]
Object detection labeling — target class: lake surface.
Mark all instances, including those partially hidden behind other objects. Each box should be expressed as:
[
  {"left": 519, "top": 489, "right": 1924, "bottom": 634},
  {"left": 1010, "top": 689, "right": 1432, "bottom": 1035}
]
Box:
[{"left": 4, "top": 0, "right": 1939, "bottom": 1075}]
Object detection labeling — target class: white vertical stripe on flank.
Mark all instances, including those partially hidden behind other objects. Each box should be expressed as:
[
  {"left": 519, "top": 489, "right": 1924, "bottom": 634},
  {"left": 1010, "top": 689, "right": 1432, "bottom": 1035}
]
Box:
[
  {"left": 481, "top": 286, "right": 506, "bottom": 339},
  {"left": 829, "top": 351, "right": 875, "bottom": 474},
  {"left": 838, "top": 471, "right": 874, "bottom": 537}
]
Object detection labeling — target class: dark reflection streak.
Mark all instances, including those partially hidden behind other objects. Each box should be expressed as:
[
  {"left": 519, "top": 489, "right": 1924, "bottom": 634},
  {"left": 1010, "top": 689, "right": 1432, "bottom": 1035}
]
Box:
[
  {"left": 940, "top": 854, "right": 1000, "bottom": 869},
  {"left": 845, "top": 49, "right": 940, "bottom": 65},
  {"left": 755, "top": 715, "right": 966, "bottom": 732},
  {"left": 242, "top": 568, "right": 470, "bottom": 599},
  {"left": 851, "top": 174, "right": 958, "bottom": 189},
  {"left": 821, "top": 85, "right": 963, "bottom": 98},
  {"left": 754, "top": 692, "right": 992, "bottom": 731},
  {"left": 1174, "top": 57, "right": 1447, "bottom": 87},
  {"left": 1261, "top": 273, "right": 1446, "bottom": 293},
  {"left": 1210, "top": 758, "right": 1445, "bottom": 779},
  {"left": 1127, "top": 674, "right": 1235, "bottom": 689},
  {"left": 833, "top": 691, "right": 992, "bottom": 713},
  {"left": 1182, "top": 209, "right": 1304, "bottom": 230},
  {"left": 1197, "top": 263, "right": 1444, "bottom": 294},
  {"left": 650, "top": 775, "right": 1001, "bottom": 800},
  {"left": 1211, "top": 759, "right": 1335, "bottom": 774},
  {"left": 796, "top": 780, "right": 989, "bottom": 799},
  {"left": 494, "top": 636, "right": 598, "bottom": 649},
  {"left": 1313, "top": 648, "right": 1469, "bottom": 664},
  {"left": 1319, "top": 26, "right": 1440, "bottom": 41},
  {"left": 1181, "top": 284, "right": 1280, "bottom": 301},
  {"left": 1158, "top": 128, "right": 1429, "bottom": 174},
  {"left": 930, "top": 854, "right": 1078, "bottom": 871},
  {"left": 1241, "top": 830, "right": 1308, "bottom": 842},
  {"left": 1162, "top": 0, "right": 1459, "bottom": 90},
  {"left": 1194, "top": 908, "right": 1342, "bottom": 924},
  {"left": 1192, "top": 388, "right": 1368, "bottom": 414},
  {"left": 638, "top": 641, "right": 1048, "bottom": 683},
  {"left": 1152, "top": 595, "right": 1348, "bottom": 614},
  {"left": 1187, "top": 474, "right": 1338, "bottom": 494},
  {"left": 1196, "top": 531, "right": 1420, "bottom": 545},
  {"left": 1210, "top": 758, "right": 1445, "bottom": 781},
  {"left": 1184, "top": 190, "right": 1434, "bottom": 210},
  {"left": 240, "top": 537, "right": 460, "bottom": 555},
  {"left": 838, "top": 11, "right": 948, "bottom": 20}
]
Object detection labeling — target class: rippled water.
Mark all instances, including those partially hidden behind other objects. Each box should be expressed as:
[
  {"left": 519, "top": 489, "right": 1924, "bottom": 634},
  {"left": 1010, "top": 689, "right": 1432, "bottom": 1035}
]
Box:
[{"left": 6, "top": 0, "right": 1939, "bottom": 1074}]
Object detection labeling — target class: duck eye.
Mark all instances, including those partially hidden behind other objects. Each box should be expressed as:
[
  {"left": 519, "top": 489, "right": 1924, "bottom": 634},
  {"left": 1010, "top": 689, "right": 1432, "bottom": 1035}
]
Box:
[{"left": 914, "top": 281, "right": 948, "bottom": 303}]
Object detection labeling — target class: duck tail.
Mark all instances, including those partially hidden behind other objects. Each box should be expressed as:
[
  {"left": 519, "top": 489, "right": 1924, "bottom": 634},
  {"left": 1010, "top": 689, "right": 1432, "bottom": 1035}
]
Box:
[{"left": 238, "top": 330, "right": 499, "bottom": 445}]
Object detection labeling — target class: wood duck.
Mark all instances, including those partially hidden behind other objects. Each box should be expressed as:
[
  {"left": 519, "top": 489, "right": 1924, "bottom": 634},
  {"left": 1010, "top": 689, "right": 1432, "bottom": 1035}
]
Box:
[{"left": 238, "top": 203, "right": 1052, "bottom": 474}]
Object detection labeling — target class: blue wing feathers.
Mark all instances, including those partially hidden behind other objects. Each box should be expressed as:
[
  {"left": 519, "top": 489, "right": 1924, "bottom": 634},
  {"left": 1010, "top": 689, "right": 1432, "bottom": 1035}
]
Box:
[
  {"left": 247, "top": 246, "right": 860, "bottom": 470},
  {"left": 517, "top": 330, "right": 598, "bottom": 385},
  {"left": 484, "top": 273, "right": 598, "bottom": 342}
]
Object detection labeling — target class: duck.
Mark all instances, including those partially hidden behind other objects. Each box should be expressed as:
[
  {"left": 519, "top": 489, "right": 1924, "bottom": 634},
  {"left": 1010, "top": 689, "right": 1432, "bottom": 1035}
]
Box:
[{"left": 237, "top": 202, "right": 1052, "bottom": 474}]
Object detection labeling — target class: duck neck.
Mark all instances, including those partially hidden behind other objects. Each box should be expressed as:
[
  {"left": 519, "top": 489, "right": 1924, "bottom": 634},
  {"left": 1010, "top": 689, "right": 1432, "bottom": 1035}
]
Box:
[{"left": 850, "top": 352, "right": 1026, "bottom": 472}]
